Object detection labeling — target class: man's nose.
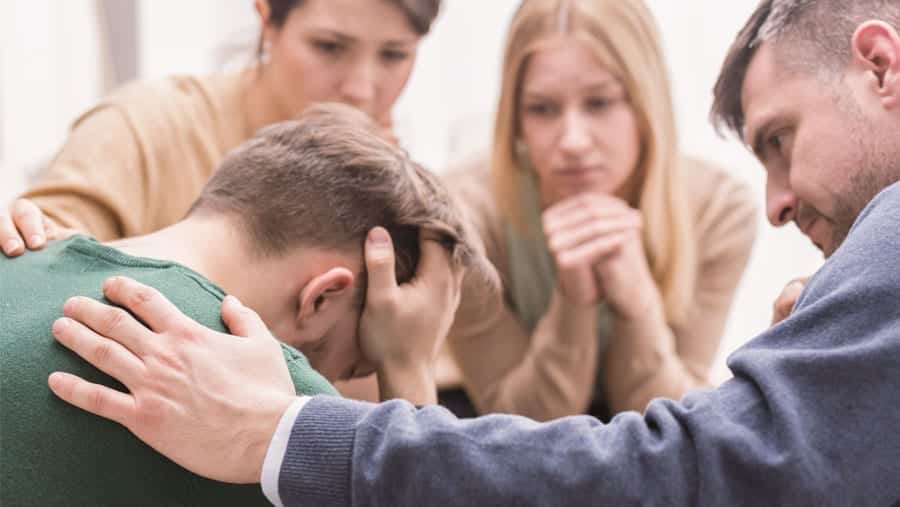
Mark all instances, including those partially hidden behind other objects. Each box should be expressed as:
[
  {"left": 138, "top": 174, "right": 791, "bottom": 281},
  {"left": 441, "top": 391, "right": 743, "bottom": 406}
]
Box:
[{"left": 765, "top": 177, "right": 799, "bottom": 227}]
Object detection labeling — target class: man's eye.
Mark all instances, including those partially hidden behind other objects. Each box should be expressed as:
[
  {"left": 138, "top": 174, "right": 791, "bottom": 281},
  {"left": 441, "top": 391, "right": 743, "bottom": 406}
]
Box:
[{"left": 768, "top": 133, "right": 784, "bottom": 152}]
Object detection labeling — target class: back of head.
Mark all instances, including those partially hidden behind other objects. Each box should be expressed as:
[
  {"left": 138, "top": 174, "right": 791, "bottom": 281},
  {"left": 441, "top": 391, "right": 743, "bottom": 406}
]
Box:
[
  {"left": 191, "top": 102, "right": 497, "bottom": 291},
  {"left": 712, "top": 0, "right": 900, "bottom": 138}
]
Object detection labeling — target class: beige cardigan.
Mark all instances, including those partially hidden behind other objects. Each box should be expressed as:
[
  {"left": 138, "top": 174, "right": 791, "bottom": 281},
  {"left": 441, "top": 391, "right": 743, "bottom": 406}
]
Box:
[
  {"left": 23, "top": 72, "right": 253, "bottom": 240},
  {"left": 441, "top": 157, "right": 757, "bottom": 420}
]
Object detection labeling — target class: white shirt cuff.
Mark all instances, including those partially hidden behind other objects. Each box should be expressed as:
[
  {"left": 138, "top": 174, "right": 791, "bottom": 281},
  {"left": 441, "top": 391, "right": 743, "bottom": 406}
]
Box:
[{"left": 261, "top": 396, "right": 311, "bottom": 507}]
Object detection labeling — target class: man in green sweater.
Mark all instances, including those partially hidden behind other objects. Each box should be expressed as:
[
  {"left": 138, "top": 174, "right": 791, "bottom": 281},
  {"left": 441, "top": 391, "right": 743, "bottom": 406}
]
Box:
[{"left": 0, "top": 103, "right": 485, "bottom": 506}]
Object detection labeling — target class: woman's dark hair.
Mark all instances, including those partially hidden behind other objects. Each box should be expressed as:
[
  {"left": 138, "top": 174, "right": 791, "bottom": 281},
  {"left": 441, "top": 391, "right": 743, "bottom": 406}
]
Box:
[{"left": 258, "top": 0, "right": 441, "bottom": 58}]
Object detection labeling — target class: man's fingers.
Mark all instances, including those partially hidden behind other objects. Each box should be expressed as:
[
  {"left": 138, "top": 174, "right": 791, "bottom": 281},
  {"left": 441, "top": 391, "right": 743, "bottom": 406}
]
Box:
[
  {"left": 416, "top": 237, "right": 457, "bottom": 286},
  {"left": 62, "top": 295, "right": 153, "bottom": 356},
  {"left": 51, "top": 317, "right": 145, "bottom": 386},
  {"left": 102, "top": 277, "right": 187, "bottom": 333},
  {"left": 221, "top": 295, "right": 272, "bottom": 340},
  {"left": 47, "top": 371, "right": 136, "bottom": 428},
  {"left": 0, "top": 212, "right": 25, "bottom": 256},
  {"left": 364, "top": 227, "right": 398, "bottom": 292},
  {"left": 11, "top": 198, "right": 46, "bottom": 249}
]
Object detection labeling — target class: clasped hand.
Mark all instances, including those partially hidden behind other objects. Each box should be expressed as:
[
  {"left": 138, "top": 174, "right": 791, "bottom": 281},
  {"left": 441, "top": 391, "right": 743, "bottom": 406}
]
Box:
[{"left": 542, "top": 193, "right": 657, "bottom": 319}]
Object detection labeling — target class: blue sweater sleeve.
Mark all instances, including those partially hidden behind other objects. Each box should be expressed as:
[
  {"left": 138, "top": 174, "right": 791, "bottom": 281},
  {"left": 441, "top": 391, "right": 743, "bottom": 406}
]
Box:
[{"left": 278, "top": 184, "right": 900, "bottom": 506}]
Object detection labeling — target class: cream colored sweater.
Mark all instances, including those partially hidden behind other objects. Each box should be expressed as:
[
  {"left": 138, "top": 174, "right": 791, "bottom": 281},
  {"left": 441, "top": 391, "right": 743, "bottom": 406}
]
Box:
[
  {"left": 441, "top": 157, "right": 757, "bottom": 420},
  {"left": 24, "top": 72, "right": 252, "bottom": 240}
]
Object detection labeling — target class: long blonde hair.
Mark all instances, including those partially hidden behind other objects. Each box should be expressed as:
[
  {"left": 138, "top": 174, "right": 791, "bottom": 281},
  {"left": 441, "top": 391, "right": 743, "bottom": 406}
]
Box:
[{"left": 492, "top": 0, "right": 696, "bottom": 324}]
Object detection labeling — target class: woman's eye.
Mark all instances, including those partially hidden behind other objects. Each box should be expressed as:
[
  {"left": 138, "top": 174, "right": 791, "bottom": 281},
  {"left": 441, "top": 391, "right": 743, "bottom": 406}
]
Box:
[
  {"left": 586, "top": 97, "right": 611, "bottom": 110},
  {"left": 313, "top": 40, "right": 344, "bottom": 55},
  {"left": 525, "top": 103, "right": 557, "bottom": 116},
  {"left": 381, "top": 49, "right": 410, "bottom": 62}
]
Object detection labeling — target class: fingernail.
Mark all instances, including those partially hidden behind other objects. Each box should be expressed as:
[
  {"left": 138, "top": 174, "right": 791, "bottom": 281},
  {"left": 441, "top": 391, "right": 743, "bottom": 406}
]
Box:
[
  {"left": 225, "top": 295, "right": 243, "bottom": 307},
  {"left": 62, "top": 297, "right": 78, "bottom": 313},
  {"left": 29, "top": 235, "right": 45, "bottom": 248},
  {"left": 103, "top": 277, "right": 120, "bottom": 291},
  {"left": 3, "top": 239, "right": 20, "bottom": 253},
  {"left": 369, "top": 228, "right": 390, "bottom": 245},
  {"left": 52, "top": 318, "right": 70, "bottom": 334}
]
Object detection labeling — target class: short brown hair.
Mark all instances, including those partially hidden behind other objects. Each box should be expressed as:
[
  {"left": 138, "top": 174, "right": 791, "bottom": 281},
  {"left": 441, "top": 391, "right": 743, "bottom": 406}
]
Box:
[
  {"left": 191, "top": 103, "right": 496, "bottom": 293},
  {"left": 711, "top": 0, "right": 900, "bottom": 139}
]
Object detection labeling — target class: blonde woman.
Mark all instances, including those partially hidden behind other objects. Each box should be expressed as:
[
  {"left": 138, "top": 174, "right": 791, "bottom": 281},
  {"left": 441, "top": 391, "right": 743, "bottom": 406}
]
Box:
[{"left": 440, "top": 0, "right": 756, "bottom": 420}]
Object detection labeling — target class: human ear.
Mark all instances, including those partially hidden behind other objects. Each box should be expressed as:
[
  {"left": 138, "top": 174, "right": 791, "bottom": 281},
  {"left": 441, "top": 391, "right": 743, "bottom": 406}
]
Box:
[
  {"left": 852, "top": 21, "right": 900, "bottom": 107},
  {"left": 255, "top": 0, "right": 272, "bottom": 25},
  {"left": 297, "top": 267, "right": 355, "bottom": 323}
]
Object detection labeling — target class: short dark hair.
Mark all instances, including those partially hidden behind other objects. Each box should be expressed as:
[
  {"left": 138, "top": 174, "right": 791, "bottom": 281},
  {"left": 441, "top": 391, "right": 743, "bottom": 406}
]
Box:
[
  {"left": 711, "top": 0, "right": 900, "bottom": 139},
  {"left": 258, "top": 0, "right": 442, "bottom": 58},
  {"left": 190, "top": 103, "right": 496, "bottom": 294}
]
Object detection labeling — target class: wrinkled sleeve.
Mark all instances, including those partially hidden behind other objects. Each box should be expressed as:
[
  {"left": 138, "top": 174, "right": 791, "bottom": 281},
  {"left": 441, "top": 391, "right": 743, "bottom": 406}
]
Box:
[
  {"left": 277, "top": 185, "right": 900, "bottom": 506},
  {"left": 22, "top": 105, "right": 151, "bottom": 241}
]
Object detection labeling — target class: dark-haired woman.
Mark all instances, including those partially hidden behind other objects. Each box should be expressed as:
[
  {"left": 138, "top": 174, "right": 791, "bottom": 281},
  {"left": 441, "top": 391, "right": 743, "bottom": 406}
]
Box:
[{"left": 1, "top": 0, "right": 439, "bottom": 246}]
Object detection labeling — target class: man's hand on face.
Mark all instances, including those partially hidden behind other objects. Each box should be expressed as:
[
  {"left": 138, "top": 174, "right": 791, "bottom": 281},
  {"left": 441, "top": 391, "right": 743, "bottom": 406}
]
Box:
[
  {"left": 359, "top": 227, "right": 463, "bottom": 405},
  {"left": 770, "top": 276, "right": 810, "bottom": 326},
  {"left": 47, "top": 276, "right": 296, "bottom": 484}
]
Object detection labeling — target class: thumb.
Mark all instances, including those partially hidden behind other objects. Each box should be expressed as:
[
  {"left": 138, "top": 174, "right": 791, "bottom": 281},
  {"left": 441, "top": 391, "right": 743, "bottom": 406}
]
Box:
[
  {"left": 221, "top": 295, "right": 272, "bottom": 340},
  {"left": 365, "top": 227, "right": 398, "bottom": 292}
]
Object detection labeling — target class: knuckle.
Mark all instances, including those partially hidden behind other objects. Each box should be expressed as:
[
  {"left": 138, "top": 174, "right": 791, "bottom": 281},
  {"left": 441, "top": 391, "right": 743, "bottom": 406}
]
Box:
[
  {"left": 92, "top": 341, "right": 114, "bottom": 365},
  {"left": 11, "top": 199, "right": 36, "bottom": 220},
  {"left": 103, "top": 308, "right": 129, "bottom": 334},
  {"left": 127, "top": 285, "right": 157, "bottom": 310},
  {"left": 88, "top": 389, "right": 106, "bottom": 413}
]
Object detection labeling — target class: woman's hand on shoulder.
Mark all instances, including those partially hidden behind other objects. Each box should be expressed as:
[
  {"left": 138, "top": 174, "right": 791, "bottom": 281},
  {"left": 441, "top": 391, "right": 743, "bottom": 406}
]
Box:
[{"left": 1, "top": 198, "right": 75, "bottom": 256}]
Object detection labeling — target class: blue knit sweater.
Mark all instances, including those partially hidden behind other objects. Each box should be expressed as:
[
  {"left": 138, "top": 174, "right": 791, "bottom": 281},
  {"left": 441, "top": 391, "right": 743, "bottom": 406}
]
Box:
[{"left": 277, "top": 181, "right": 900, "bottom": 506}]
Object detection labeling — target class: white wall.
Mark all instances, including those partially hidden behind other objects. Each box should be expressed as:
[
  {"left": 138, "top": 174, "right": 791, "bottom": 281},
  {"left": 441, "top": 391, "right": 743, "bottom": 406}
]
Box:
[
  {"left": 1, "top": 0, "right": 825, "bottom": 382},
  {"left": 1, "top": 0, "right": 104, "bottom": 205}
]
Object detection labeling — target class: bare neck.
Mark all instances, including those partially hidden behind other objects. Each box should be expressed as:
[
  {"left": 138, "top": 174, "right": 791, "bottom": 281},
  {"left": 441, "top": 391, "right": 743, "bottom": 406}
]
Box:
[
  {"left": 242, "top": 67, "right": 293, "bottom": 136},
  {"left": 106, "top": 217, "right": 278, "bottom": 313}
]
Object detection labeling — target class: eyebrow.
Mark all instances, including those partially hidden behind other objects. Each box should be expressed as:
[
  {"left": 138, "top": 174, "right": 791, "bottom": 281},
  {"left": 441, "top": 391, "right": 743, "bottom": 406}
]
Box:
[
  {"left": 521, "top": 78, "right": 621, "bottom": 99},
  {"left": 310, "top": 29, "right": 416, "bottom": 47}
]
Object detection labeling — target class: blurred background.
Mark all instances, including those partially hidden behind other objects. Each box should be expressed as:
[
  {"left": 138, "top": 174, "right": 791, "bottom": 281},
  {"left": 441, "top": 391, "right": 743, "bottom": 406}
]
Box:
[{"left": 0, "top": 0, "right": 823, "bottom": 382}]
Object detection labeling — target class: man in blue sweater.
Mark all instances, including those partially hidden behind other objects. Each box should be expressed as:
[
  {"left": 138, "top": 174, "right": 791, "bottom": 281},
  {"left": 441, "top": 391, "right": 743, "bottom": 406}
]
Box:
[{"left": 42, "top": 0, "right": 900, "bottom": 504}]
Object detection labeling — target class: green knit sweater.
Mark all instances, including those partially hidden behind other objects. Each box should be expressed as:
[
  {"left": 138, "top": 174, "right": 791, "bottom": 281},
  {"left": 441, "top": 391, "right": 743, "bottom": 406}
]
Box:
[{"left": 0, "top": 235, "right": 338, "bottom": 506}]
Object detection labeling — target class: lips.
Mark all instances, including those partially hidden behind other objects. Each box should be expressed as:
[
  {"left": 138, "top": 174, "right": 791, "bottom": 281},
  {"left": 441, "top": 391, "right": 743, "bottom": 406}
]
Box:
[{"left": 554, "top": 166, "right": 602, "bottom": 177}]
